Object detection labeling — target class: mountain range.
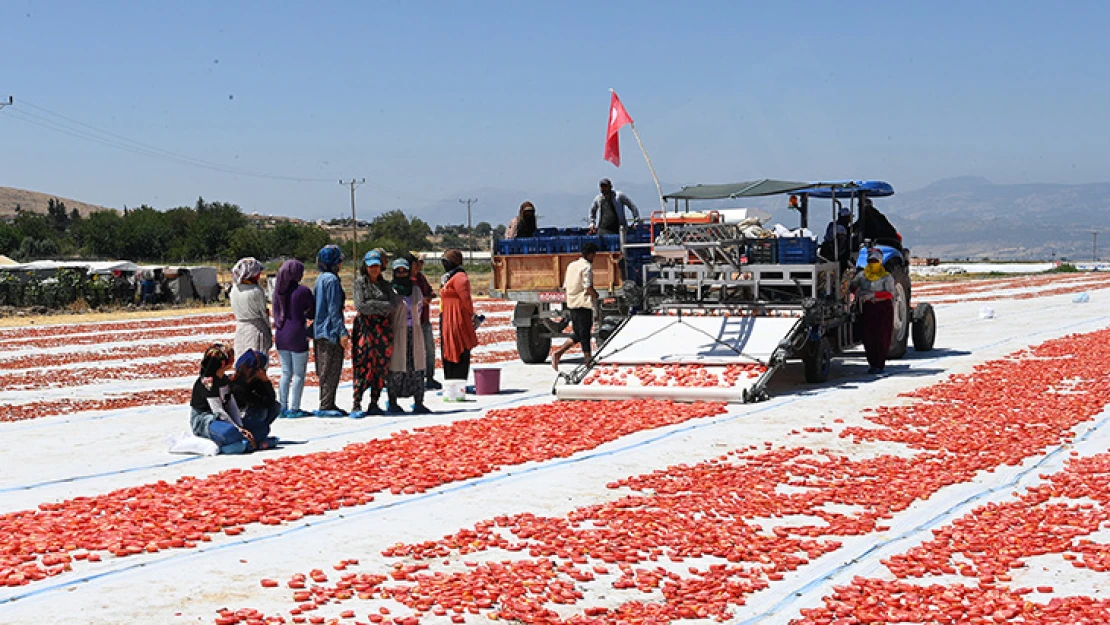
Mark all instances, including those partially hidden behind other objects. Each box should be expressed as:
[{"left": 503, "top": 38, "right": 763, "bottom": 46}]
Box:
[
  {"left": 4, "top": 177, "right": 1108, "bottom": 260},
  {"left": 410, "top": 176, "right": 1110, "bottom": 261}
]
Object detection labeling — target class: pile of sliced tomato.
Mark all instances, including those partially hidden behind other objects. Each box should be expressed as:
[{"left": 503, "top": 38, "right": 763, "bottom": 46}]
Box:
[{"left": 212, "top": 327, "right": 1110, "bottom": 625}]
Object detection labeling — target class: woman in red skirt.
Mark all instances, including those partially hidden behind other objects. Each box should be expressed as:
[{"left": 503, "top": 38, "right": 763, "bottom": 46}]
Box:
[{"left": 852, "top": 248, "right": 896, "bottom": 374}]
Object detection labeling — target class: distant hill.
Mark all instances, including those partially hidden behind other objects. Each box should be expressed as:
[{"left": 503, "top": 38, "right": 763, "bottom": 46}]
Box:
[
  {"left": 411, "top": 178, "right": 1110, "bottom": 261},
  {"left": 7, "top": 178, "right": 1108, "bottom": 261},
  {"left": 0, "top": 187, "right": 116, "bottom": 218}
]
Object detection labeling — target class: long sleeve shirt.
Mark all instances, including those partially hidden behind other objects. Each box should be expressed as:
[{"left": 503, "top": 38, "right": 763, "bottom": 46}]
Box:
[
  {"left": 353, "top": 275, "right": 395, "bottom": 317},
  {"left": 415, "top": 273, "right": 435, "bottom": 325},
  {"left": 588, "top": 191, "right": 640, "bottom": 230},
  {"left": 313, "top": 272, "right": 349, "bottom": 342},
  {"left": 851, "top": 271, "right": 896, "bottom": 301}
]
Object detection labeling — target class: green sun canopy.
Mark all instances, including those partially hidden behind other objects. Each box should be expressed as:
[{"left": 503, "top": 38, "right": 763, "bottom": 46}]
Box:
[{"left": 663, "top": 179, "right": 837, "bottom": 201}]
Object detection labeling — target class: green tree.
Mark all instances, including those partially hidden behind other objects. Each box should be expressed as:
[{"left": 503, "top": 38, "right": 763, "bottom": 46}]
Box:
[
  {"left": 228, "top": 227, "right": 275, "bottom": 261},
  {"left": 474, "top": 221, "right": 492, "bottom": 237},
  {"left": 186, "top": 201, "right": 247, "bottom": 259},
  {"left": 75, "top": 211, "right": 124, "bottom": 258},
  {"left": 366, "top": 210, "right": 432, "bottom": 258},
  {"left": 13, "top": 212, "right": 53, "bottom": 242},
  {"left": 0, "top": 223, "right": 20, "bottom": 255},
  {"left": 47, "top": 198, "right": 70, "bottom": 234},
  {"left": 16, "top": 236, "right": 60, "bottom": 261},
  {"left": 291, "top": 225, "right": 331, "bottom": 262},
  {"left": 119, "top": 206, "right": 173, "bottom": 261}
]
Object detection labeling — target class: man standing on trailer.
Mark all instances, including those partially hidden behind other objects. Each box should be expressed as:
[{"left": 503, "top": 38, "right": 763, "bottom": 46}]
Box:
[
  {"left": 552, "top": 242, "right": 599, "bottom": 370},
  {"left": 588, "top": 178, "right": 639, "bottom": 236}
]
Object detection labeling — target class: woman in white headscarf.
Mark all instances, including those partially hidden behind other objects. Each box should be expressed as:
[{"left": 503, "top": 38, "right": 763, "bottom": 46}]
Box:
[{"left": 230, "top": 257, "right": 272, "bottom": 358}]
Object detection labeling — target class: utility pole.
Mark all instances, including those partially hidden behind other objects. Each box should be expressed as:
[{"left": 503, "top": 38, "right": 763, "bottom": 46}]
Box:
[
  {"left": 340, "top": 178, "right": 366, "bottom": 277},
  {"left": 459, "top": 198, "right": 477, "bottom": 264},
  {"left": 0, "top": 96, "right": 12, "bottom": 111},
  {"left": 1093, "top": 230, "right": 1100, "bottom": 263}
]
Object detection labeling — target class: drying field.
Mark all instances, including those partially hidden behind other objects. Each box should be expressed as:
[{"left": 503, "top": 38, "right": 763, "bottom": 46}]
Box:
[{"left": 3, "top": 274, "right": 1110, "bottom": 625}]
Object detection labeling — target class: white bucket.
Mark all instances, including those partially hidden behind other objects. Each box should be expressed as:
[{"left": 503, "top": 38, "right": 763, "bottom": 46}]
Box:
[{"left": 444, "top": 381, "right": 467, "bottom": 401}]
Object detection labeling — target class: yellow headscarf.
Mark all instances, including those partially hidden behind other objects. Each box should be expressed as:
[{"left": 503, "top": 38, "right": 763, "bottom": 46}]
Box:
[{"left": 863, "top": 250, "right": 888, "bottom": 282}]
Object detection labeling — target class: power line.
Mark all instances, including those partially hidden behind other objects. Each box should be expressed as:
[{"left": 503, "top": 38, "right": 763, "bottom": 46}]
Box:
[
  {"left": 2, "top": 97, "right": 336, "bottom": 183},
  {"left": 341, "top": 178, "right": 367, "bottom": 278}
]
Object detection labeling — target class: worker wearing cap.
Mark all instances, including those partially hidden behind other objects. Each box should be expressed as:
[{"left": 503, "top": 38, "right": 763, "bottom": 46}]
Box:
[
  {"left": 851, "top": 248, "right": 896, "bottom": 374},
  {"left": 588, "top": 178, "right": 639, "bottom": 236}
]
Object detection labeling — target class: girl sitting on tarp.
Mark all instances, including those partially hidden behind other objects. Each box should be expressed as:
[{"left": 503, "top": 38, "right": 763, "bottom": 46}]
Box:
[
  {"left": 189, "top": 344, "right": 253, "bottom": 454},
  {"left": 229, "top": 349, "right": 280, "bottom": 450}
]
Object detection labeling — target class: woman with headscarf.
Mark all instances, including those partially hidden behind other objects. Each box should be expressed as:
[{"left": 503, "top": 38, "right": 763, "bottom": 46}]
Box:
[
  {"left": 230, "top": 257, "right": 272, "bottom": 358},
  {"left": 852, "top": 248, "right": 896, "bottom": 374},
  {"left": 351, "top": 250, "right": 395, "bottom": 416},
  {"left": 387, "top": 257, "right": 431, "bottom": 413},
  {"left": 230, "top": 349, "right": 280, "bottom": 449},
  {"left": 272, "top": 259, "right": 315, "bottom": 418},
  {"left": 439, "top": 249, "right": 479, "bottom": 381},
  {"left": 188, "top": 343, "right": 251, "bottom": 455},
  {"left": 410, "top": 252, "right": 441, "bottom": 390},
  {"left": 505, "top": 201, "right": 538, "bottom": 239},
  {"left": 313, "top": 245, "right": 349, "bottom": 416}
]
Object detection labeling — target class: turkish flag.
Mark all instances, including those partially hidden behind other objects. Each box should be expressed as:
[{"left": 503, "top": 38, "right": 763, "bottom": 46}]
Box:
[{"left": 604, "top": 91, "right": 634, "bottom": 167}]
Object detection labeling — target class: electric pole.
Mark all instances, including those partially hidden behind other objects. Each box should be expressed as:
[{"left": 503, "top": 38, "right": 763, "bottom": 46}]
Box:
[
  {"left": 340, "top": 178, "right": 366, "bottom": 277},
  {"left": 1092, "top": 230, "right": 1100, "bottom": 263},
  {"left": 0, "top": 96, "right": 12, "bottom": 111},
  {"left": 459, "top": 198, "right": 477, "bottom": 264}
]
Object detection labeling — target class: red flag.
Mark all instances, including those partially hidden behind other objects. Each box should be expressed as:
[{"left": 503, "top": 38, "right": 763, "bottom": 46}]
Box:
[{"left": 604, "top": 91, "right": 634, "bottom": 167}]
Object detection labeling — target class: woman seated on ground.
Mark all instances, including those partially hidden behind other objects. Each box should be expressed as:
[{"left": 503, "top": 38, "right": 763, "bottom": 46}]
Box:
[
  {"left": 229, "top": 349, "right": 280, "bottom": 450},
  {"left": 387, "top": 257, "right": 432, "bottom": 414},
  {"left": 189, "top": 344, "right": 253, "bottom": 455},
  {"left": 505, "top": 201, "right": 537, "bottom": 239},
  {"left": 851, "top": 248, "right": 896, "bottom": 375}
]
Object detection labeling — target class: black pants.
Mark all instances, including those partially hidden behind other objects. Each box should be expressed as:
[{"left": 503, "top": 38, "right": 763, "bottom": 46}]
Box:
[
  {"left": 569, "top": 307, "right": 593, "bottom": 357},
  {"left": 443, "top": 349, "right": 471, "bottom": 380}
]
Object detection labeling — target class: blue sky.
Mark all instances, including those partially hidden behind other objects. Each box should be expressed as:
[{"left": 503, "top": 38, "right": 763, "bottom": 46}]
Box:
[{"left": 1, "top": 0, "right": 1108, "bottom": 222}]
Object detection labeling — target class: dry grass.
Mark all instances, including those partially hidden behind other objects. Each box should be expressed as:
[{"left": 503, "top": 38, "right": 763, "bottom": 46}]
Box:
[{"left": 0, "top": 304, "right": 231, "bottom": 328}]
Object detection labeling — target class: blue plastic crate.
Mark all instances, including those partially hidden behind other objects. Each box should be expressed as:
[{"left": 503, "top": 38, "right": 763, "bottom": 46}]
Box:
[
  {"left": 578, "top": 235, "right": 603, "bottom": 254},
  {"left": 534, "top": 227, "right": 560, "bottom": 237},
  {"left": 518, "top": 238, "right": 551, "bottom": 254},
  {"left": 626, "top": 224, "right": 653, "bottom": 244},
  {"left": 776, "top": 238, "right": 818, "bottom": 264},
  {"left": 495, "top": 240, "right": 515, "bottom": 255},
  {"left": 600, "top": 234, "right": 621, "bottom": 252}
]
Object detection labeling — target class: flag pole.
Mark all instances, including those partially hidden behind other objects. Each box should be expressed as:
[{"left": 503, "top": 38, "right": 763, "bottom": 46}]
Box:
[{"left": 627, "top": 121, "right": 666, "bottom": 214}]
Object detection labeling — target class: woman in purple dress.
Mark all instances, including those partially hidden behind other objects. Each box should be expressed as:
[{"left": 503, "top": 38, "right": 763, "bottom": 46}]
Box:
[{"left": 272, "top": 259, "right": 315, "bottom": 417}]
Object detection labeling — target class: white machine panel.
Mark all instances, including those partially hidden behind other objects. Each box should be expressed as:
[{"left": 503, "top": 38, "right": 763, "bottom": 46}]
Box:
[{"left": 594, "top": 315, "right": 801, "bottom": 365}]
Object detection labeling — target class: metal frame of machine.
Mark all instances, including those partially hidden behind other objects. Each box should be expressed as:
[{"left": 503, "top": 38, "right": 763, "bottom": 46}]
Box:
[{"left": 553, "top": 179, "right": 937, "bottom": 403}]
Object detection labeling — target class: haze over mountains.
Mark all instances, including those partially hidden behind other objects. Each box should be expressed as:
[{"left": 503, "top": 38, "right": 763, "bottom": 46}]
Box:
[
  {"left": 416, "top": 176, "right": 1110, "bottom": 260},
  {"left": 5, "top": 177, "right": 1108, "bottom": 260}
]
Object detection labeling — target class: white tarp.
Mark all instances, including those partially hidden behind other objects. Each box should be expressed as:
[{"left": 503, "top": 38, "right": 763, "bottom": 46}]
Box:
[
  {"left": 594, "top": 315, "right": 801, "bottom": 365},
  {"left": 0, "top": 259, "right": 141, "bottom": 275}
]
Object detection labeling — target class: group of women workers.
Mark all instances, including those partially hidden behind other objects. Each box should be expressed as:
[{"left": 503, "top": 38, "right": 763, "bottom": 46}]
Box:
[{"left": 194, "top": 246, "right": 479, "bottom": 451}]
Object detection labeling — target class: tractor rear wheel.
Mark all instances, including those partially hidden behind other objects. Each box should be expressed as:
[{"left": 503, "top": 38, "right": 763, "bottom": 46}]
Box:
[
  {"left": 803, "top": 336, "right": 832, "bottom": 383},
  {"left": 912, "top": 302, "right": 936, "bottom": 352},
  {"left": 887, "top": 263, "right": 911, "bottom": 359}
]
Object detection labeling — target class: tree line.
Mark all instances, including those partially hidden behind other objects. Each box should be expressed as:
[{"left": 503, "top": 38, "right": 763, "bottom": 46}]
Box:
[{"left": 0, "top": 199, "right": 444, "bottom": 265}]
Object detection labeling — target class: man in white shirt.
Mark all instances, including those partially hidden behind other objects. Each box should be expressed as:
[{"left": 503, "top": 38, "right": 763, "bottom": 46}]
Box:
[{"left": 552, "top": 242, "right": 599, "bottom": 370}]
